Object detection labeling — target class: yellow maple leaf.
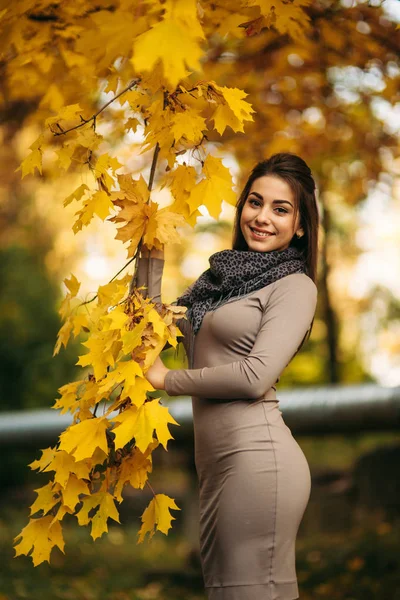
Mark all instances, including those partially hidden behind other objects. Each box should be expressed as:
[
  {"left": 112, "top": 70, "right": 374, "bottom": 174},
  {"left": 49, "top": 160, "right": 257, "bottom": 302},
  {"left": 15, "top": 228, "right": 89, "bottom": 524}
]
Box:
[
  {"left": 111, "top": 200, "right": 148, "bottom": 258},
  {"left": 118, "top": 375, "right": 155, "bottom": 409},
  {"left": 166, "top": 322, "right": 184, "bottom": 349},
  {"left": 52, "top": 382, "right": 79, "bottom": 414},
  {"left": 246, "top": 0, "right": 311, "bottom": 41},
  {"left": 17, "top": 133, "right": 45, "bottom": 178},
  {"left": 64, "top": 273, "right": 81, "bottom": 297},
  {"left": 211, "top": 8, "right": 250, "bottom": 38},
  {"left": 144, "top": 206, "right": 186, "bottom": 249},
  {"left": 102, "top": 304, "right": 130, "bottom": 332},
  {"left": 57, "top": 292, "right": 72, "bottom": 321},
  {"left": 91, "top": 492, "right": 120, "bottom": 540},
  {"left": 142, "top": 101, "right": 175, "bottom": 160},
  {"left": 72, "top": 313, "right": 90, "bottom": 337},
  {"left": 120, "top": 317, "right": 148, "bottom": 356},
  {"left": 18, "top": 147, "right": 43, "bottom": 178},
  {"left": 131, "top": 0, "right": 204, "bottom": 89},
  {"left": 58, "top": 417, "right": 109, "bottom": 461},
  {"left": 52, "top": 380, "right": 82, "bottom": 414},
  {"left": 147, "top": 308, "right": 167, "bottom": 338},
  {"left": 62, "top": 474, "right": 90, "bottom": 511},
  {"left": 188, "top": 154, "right": 236, "bottom": 219},
  {"left": 45, "top": 103, "right": 84, "bottom": 127},
  {"left": 93, "top": 153, "right": 122, "bottom": 191},
  {"left": 76, "top": 492, "right": 103, "bottom": 526},
  {"left": 72, "top": 189, "right": 117, "bottom": 233},
  {"left": 112, "top": 398, "right": 179, "bottom": 452},
  {"left": 99, "top": 363, "right": 153, "bottom": 410},
  {"left": 63, "top": 184, "right": 89, "bottom": 208},
  {"left": 140, "top": 201, "right": 160, "bottom": 246},
  {"left": 75, "top": 379, "right": 102, "bottom": 418},
  {"left": 114, "top": 444, "right": 157, "bottom": 501},
  {"left": 14, "top": 516, "right": 65, "bottom": 566},
  {"left": 163, "top": 164, "right": 201, "bottom": 226},
  {"left": 143, "top": 398, "right": 179, "bottom": 450},
  {"left": 76, "top": 491, "right": 120, "bottom": 540},
  {"left": 50, "top": 504, "right": 74, "bottom": 526},
  {"left": 211, "top": 83, "right": 255, "bottom": 135},
  {"left": 53, "top": 384, "right": 77, "bottom": 413},
  {"left": 171, "top": 109, "right": 207, "bottom": 144},
  {"left": 29, "top": 446, "right": 57, "bottom": 473},
  {"left": 110, "top": 174, "right": 149, "bottom": 205},
  {"left": 137, "top": 494, "right": 180, "bottom": 543},
  {"left": 90, "top": 190, "right": 116, "bottom": 221},
  {"left": 141, "top": 333, "right": 171, "bottom": 371},
  {"left": 29, "top": 481, "right": 60, "bottom": 517},
  {"left": 76, "top": 329, "right": 122, "bottom": 380},
  {"left": 53, "top": 317, "right": 74, "bottom": 356},
  {"left": 43, "top": 450, "right": 91, "bottom": 488},
  {"left": 97, "top": 274, "right": 131, "bottom": 307},
  {"left": 98, "top": 359, "right": 143, "bottom": 394},
  {"left": 74, "top": 127, "right": 102, "bottom": 151},
  {"left": 162, "top": 163, "right": 196, "bottom": 196},
  {"left": 56, "top": 145, "right": 75, "bottom": 171}
]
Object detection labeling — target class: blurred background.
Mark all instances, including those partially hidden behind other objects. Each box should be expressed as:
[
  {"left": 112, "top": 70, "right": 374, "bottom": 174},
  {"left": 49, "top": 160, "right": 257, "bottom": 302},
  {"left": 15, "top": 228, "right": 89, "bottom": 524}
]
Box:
[{"left": 1, "top": 0, "right": 400, "bottom": 598}]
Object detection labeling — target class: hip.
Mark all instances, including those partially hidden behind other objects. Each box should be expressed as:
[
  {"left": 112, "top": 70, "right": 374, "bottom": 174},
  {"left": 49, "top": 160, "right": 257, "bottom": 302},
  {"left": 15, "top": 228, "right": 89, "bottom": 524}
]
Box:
[{"left": 192, "top": 397, "right": 307, "bottom": 470}]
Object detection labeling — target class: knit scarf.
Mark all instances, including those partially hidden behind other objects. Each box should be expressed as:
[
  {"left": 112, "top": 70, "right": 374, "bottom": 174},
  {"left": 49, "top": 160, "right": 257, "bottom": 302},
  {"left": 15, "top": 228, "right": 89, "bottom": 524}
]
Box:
[{"left": 177, "top": 245, "right": 306, "bottom": 337}]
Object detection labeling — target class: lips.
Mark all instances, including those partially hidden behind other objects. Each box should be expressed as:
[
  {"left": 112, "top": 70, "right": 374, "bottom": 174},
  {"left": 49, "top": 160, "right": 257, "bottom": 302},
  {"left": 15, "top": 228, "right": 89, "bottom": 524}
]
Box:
[{"left": 249, "top": 226, "right": 275, "bottom": 238}]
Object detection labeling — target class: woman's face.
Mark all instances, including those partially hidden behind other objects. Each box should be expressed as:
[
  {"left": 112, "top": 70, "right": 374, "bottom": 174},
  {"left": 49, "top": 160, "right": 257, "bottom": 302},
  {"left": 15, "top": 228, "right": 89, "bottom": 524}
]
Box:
[{"left": 239, "top": 175, "right": 301, "bottom": 253}]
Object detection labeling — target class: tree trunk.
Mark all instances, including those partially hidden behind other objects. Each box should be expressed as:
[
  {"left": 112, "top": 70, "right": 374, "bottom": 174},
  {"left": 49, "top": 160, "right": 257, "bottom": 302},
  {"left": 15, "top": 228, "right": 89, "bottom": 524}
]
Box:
[{"left": 320, "top": 192, "right": 339, "bottom": 383}]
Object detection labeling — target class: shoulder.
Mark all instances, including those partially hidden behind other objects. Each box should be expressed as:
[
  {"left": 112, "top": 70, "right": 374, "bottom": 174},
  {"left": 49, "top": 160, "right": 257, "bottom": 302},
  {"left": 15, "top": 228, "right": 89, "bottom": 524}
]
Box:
[
  {"left": 261, "top": 273, "right": 317, "bottom": 312},
  {"left": 273, "top": 272, "right": 317, "bottom": 296}
]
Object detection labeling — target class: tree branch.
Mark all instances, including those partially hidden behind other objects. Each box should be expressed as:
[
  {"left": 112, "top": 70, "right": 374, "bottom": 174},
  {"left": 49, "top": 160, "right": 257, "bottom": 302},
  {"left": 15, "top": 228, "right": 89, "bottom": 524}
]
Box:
[{"left": 51, "top": 78, "right": 141, "bottom": 137}]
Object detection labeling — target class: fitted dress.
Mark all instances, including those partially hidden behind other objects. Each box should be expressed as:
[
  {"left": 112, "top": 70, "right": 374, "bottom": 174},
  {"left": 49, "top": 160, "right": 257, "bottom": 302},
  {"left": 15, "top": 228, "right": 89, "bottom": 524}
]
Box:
[{"left": 136, "top": 256, "right": 318, "bottom": 600}]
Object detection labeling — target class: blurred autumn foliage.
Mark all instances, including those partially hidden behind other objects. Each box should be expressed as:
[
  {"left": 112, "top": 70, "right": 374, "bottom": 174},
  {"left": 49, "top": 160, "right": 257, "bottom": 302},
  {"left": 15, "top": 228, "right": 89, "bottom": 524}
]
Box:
[
  {"left": 0, "top": 0, "right": 399, "bottom": 569},
  {"left": 1, "top": 0, "right": 399, "bottom": 384}
]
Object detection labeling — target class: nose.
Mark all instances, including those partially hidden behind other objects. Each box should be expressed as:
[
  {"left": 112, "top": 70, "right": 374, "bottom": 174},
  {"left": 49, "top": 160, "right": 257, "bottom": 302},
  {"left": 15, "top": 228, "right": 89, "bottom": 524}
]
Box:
[{"left": 255, "top": 206, "right": 272, "bottom": 225}]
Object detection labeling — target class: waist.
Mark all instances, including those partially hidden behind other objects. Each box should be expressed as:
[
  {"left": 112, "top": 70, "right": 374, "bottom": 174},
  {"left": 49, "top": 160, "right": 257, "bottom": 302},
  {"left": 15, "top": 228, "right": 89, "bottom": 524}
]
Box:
[{"left": 257, "top": 387, "right": 277, "bottom": 401}]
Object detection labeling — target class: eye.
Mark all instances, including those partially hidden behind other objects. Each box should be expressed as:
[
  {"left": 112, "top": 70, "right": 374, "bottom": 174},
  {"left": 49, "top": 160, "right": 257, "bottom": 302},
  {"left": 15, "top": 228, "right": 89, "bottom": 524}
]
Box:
[
  {"left": 248, "top": 197, "right": 261, "bottom": 207},
  {"left": 275, "top": 207, "right": 288, "bottom": 214}
]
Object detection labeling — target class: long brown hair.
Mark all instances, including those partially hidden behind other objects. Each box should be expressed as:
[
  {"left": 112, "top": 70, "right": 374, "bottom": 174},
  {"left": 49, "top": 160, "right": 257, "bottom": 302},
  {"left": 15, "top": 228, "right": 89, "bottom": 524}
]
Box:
[{"left": 232, "top": 152, "right": 320, "bottom": 347}]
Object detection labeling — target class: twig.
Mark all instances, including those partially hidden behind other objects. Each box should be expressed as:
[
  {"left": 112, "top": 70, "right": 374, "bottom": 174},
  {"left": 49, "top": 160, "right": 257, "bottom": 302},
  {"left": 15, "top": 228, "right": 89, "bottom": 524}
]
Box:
[
  {"left": 52, "top": 78, "right": 141, "bottom": 137},
  {"left": 146, "top": 479, "right": 157, "bottom": 498},
  {"left": 77, "top": 255, "right": 137, "bottom": 308}
]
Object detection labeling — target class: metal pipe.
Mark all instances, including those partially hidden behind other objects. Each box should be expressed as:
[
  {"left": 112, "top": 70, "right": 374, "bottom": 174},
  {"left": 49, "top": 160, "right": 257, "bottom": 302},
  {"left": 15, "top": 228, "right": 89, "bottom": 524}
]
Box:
[{"left": 1, "top": 384, "right": 399, "bottom": 447}]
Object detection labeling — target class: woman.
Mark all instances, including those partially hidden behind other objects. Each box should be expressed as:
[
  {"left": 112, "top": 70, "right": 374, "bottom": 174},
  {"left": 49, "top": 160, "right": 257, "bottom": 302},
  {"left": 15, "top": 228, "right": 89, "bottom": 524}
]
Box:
[{"left": 137, "top": 152, "right": 319, "bottom": 600}]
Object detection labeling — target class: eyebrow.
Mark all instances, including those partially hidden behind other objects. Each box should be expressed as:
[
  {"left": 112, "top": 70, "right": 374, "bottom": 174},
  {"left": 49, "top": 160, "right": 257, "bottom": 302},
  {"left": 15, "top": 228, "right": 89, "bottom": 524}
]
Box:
[{"left": 248, "top": 191, "right": 293, "bottom": 208}]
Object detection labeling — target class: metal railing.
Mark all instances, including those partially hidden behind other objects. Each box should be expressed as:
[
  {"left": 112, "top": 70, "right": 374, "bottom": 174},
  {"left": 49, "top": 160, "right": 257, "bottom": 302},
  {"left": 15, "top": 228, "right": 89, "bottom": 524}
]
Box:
[{"left": 1, "top": 383, "right": 399, "bottom": 446}]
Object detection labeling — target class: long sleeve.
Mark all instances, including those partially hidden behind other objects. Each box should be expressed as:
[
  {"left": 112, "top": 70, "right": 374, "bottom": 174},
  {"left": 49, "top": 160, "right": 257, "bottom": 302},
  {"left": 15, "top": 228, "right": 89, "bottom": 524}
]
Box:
[
  {"left": 164, "top": 274, "right": 317, "bottom": 400},
  {"left": 135, "top": 256, "right": 164, "bottom": 304}
]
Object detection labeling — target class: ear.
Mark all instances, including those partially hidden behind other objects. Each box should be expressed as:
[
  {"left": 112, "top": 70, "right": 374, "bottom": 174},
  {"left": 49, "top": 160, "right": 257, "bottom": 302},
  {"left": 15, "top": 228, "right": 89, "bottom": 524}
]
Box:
[{"left": 295, "top": 228, "right": 304, "bottom": 238}]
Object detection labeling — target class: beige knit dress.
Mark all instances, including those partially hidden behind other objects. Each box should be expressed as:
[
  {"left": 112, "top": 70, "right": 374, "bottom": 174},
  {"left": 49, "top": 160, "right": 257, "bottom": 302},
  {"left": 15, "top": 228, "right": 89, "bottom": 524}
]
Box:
[{"left": 137, "top": 256, "right": 318, "bottom": 600}]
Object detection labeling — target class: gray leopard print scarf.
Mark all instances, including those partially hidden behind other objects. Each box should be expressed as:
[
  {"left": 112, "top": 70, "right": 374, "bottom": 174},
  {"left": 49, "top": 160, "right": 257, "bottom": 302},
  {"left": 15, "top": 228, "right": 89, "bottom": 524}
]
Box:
[{"left": 177, "top": 245, "right": 306, "bottom": 336}]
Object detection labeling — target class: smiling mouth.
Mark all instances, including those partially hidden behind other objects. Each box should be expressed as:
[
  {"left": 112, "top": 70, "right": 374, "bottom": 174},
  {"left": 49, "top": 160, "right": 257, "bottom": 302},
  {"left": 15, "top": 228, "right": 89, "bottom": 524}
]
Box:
[{"left": 249, "top": 227, "right": 275, "bottom": 238}]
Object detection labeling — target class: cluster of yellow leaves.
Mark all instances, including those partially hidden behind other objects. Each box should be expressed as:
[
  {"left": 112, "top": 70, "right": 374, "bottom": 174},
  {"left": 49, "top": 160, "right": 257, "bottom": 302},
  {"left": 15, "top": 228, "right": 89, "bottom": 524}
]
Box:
[
  {"left": 14, "top": 268, "right": 186, "bottom": 565},
  {"left": 19, "top": 79, "right": 254, "bottom": 235},
  {"left": 7, "top": 0, "right": 399, "bottom": 570},
  {"left": 0, "top": 0, "right": 312, "bottom": 114},
  {"left": 14, "top": 70, "right": 256, "bottom": 567},
  {"left": 11, "top": 0, "right": 282, "bottom": 568},
  {"left": 18, "top": 83, "right": 252, "bottom": 254}
]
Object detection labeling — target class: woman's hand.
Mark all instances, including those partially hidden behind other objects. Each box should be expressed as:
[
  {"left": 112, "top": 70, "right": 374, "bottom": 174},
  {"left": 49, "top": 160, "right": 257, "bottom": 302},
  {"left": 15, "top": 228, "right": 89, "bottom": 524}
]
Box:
[{"left": 145, "top": 355, "right": 169, "bottom": 390}]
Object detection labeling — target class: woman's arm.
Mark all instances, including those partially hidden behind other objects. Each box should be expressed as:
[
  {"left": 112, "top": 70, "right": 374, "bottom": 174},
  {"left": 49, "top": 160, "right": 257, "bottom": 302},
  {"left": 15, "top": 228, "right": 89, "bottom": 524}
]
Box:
[{"left": 164, "top": 273, "right": 317, "bottom": 400}]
